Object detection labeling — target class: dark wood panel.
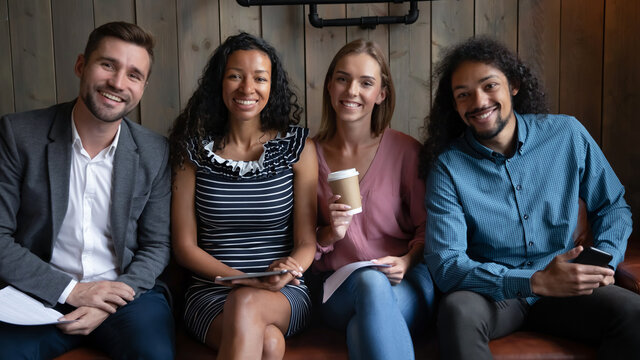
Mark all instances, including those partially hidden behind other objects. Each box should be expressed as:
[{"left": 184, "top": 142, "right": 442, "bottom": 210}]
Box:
[
  {"left": 389, "top": 1, "right": 431, "bottom": 139},
  {"left": 0, "top": 0, "right": 637, "bottom": 165},
  {"left": 93, "top": 0, "right": 135, "bottom": 25},
  {"left": 602, "top": 0, "right": 640, "bottom": 233},
  {"left": 177, "top": 0, "right": 220, "bottom": 108},
  {"left": 518, "top": 0, "right": 561, "bottom": 113},
  {"left": 431, "top": 0, "right": 473, "bottom": 100},
  {"left": 431, "top": 0, "right": 473, "bottom": 63},
  {"left": 136, "top": 0, "right": 180, "bottom": 135},
  {"left": 475, "top": 0, "right": 518, "bottom": 52},
  {"left": 52, "top": 0, "right": 94, "bottom": 104},
  {"left": 559, "top": 0, "right": 604, "bottom": 143},
  {"left": 8, "top": 0, "right": 56, "bottom": 112},
  {"left": 304, "top": 5, "right": 346, "bottom": 135},
  {"left": 220, "top": 0, "right": 260, "bottom": 39},
  {"left": 0, "top": 0, "right": 14, "bottom": 115},
  {"left": 262, "top": 5, "right": 307, "bottom": 125},
  {"left": 346, "top": 3, "right": 389, "bottom": 57}
]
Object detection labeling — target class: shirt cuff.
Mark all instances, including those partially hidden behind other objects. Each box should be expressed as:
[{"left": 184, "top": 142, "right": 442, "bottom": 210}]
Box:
[
  {"left": 503, "top": 268, "right": 537, "bottom": 299},
  {"left": 58, "top": 279, "right": 77, "bottom": 304}
]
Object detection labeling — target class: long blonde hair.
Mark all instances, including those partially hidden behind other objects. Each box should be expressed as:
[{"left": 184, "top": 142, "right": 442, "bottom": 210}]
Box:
[{"left": 315, "top": 39, "right": 396, "bottom": 142}]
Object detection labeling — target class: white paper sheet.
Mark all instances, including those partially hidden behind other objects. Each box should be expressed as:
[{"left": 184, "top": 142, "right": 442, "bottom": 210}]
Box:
[
  {"left": 0, "top": 286, "right": 73, "bottom": 325},
  {"left": 322, "top": 261, "right": 391, "bottom": 303}
]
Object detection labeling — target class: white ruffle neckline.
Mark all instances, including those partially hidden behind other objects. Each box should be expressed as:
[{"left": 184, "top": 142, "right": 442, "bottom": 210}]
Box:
[
  {"left": 202, "top": 127, "right": 297, "bottom": 177},
  {"left": 204, "top": 141, "right": 266, "bottom": 176}
]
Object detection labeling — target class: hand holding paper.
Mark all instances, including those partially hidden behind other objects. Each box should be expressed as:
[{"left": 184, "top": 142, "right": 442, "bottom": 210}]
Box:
[
  {"left": 371, "top": 256, "right": 411, "bottom": 285},
  {"left": 57, "top": 306, "right": 109, "bottom": 335},
  {"left": 0, "top": 286, "right": 75, "bottom": 325},
  {"left": 322, "top": 261, "right": 391, "bottom": 303}
]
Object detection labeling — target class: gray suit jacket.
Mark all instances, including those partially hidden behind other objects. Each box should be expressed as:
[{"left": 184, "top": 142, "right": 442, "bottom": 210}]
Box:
[{"left": 0, "top": 100, "right": 171, "bottom": 307}]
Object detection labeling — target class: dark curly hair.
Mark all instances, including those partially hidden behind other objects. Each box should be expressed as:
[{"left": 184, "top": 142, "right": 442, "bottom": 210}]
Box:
[
  {"left": 419, "top": 36, "right": 548, "bottom": 178},
  {"left": 169, "top": 32, "right": 303, "bottom": 170}
]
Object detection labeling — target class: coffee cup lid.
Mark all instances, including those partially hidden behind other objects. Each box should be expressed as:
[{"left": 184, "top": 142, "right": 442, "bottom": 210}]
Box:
[{"left": 327, "top": 168, "right": 359, "bottom": 182}]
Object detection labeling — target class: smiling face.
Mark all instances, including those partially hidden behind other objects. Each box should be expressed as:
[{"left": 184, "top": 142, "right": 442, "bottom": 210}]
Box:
[
  {"left": 451, "top": 61, "right": 519, "bottom": 149},
  {"left": 222, "top": 49, "right": 272, "bottom": 124},
  {"left": 327, "top": 53, "right": 386, "bottom": 125},
  {"left": 75, "top": 36, "right": 150, "bottom": 123}
]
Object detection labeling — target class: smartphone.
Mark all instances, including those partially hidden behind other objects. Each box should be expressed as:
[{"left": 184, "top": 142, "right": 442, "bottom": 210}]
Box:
[
  {"left": 573, "top": 247, "right": 613, "bottom": 268},
  {"left": 217, "top": 269, "right": 289, "bottom": 282}
]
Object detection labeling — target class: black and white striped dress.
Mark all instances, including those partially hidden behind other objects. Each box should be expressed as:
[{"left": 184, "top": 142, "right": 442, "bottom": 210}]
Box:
[{"left": 183, "top": 126, "right": 312, "bottom": 343}]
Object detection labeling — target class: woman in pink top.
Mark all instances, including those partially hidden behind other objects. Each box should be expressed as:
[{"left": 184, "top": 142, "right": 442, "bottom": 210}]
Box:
[{"left": 312, "top": 39, "right": 435, "bottom": 360}]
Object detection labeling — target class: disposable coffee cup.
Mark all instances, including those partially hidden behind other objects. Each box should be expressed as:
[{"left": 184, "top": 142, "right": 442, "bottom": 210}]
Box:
[{"left": 327, "top": 168, "right": 362, "bottom": 215}]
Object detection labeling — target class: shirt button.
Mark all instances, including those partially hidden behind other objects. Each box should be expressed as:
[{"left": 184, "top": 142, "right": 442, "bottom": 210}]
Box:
[
  {"left": 529, "top": 241, "right": 534, "bottom": 246},
  {"left": 527, "top": 261, "right": 533, "bottom": 266},
  {"left": 523, "top": 214, "right": 529, "bottom": 220},
  {"left": 516, "top": 185, "right": 522, "bottom": 190}
]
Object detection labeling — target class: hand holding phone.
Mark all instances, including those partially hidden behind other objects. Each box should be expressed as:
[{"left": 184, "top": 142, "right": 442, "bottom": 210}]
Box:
[{"left": 573, "top": 246, "right": 613, "bottom": 268}]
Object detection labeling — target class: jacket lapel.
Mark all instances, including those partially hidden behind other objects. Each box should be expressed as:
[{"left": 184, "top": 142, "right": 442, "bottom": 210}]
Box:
[
  {"left": 46, "top": 102, "right": 74, "bottom": 254},
  {"left": 111, "top": 121, "right": 139, "bottom": 269}
]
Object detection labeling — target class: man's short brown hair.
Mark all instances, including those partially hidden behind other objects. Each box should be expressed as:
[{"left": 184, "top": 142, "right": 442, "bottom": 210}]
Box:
[{"left": 83, "top": 21, "right": 155, "bottom": 76}]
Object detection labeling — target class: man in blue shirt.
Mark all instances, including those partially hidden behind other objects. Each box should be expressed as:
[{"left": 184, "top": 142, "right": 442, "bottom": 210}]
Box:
[{"left": 421, "top": 37, "right": 639, "bottom": 359}]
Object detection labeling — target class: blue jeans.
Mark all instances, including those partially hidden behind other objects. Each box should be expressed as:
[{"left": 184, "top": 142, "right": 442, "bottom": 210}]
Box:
[
  {"left": 321, "top": 262, "right": 434, "bottom": 360},
  {"left": 0, "top": 286, "right": 175, "bottom": 360}
]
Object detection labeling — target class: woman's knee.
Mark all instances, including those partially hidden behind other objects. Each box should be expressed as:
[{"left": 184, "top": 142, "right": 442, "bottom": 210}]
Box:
[
  {"left": 262, "top": 324, "right": 285, "bottom": 360},
  {"left": 223, "top": 287, "right": 287, "bottom": 331},
  {"left": 351, "top": 268, "right": 393, "bottom": 296},
  {"left": 224, "top": 287, "right": 261, "bottom": 318}
]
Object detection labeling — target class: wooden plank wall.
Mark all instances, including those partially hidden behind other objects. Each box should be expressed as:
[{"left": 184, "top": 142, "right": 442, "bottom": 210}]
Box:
[{"left": 0, "top": 0, "right": 638, "bottom": 232}]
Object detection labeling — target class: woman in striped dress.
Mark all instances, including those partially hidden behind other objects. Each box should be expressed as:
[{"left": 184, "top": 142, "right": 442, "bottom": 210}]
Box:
[{"left": 169, "top": 33, "right": 317, "bottom": 359}]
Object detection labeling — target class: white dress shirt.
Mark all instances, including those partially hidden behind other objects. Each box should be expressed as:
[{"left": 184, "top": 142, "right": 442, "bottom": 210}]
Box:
[{"left": 50, "top": 113, "right": 121, "bottom": 303}]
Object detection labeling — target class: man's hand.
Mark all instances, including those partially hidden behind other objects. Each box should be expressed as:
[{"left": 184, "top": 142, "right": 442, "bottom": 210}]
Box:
[
  {"left": 66, "top": 281, "right": 135, "bottom": 314},
  {"left": 531, "top": 246, "right": 615, "bottom": 297},
  {"left": 600, "top": 274, "right": 616, "bottom": 287},
  {"left": 57, "top": 306, "right": 110, "bottom": 335}
]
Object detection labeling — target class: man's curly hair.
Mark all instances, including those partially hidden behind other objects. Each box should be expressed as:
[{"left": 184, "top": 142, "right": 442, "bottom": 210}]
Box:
[
  {"left": 419, "top": 36, "right": 548, "bottom": 178},
  {"left": 169, "top": 32, "right": 302, "bottom": 170}
]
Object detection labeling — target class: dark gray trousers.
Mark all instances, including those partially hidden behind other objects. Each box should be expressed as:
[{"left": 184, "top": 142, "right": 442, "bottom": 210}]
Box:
[{"left": 436, "top": 285, "right": 640, "bottom": 360}]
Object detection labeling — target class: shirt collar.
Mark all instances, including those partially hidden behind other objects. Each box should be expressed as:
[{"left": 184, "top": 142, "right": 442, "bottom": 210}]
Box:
[
  {"left": 463, "top": 111, "right": 527, "bottom": 161},
  {"left": 514, "top": 112, "right": 528, "bottom": 154},
  {"left": 70, "top": 106, "right": 121, "bottom": 158}
]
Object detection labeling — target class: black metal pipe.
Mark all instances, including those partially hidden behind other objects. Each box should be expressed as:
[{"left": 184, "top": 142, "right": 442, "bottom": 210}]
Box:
[
  {"left": 308, "top": 2, "right": 418, "bottom": 28},
  {"left": 237, "top": 0, "right": 427, "bottom": 6}
]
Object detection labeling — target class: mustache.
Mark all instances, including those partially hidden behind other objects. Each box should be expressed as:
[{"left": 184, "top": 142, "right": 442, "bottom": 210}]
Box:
[
  {"left": 98, "top": 86, "right": 128, "bottom": 102},
  {"left": 465, "top": 104, "right": 499, "bottom": 117}
]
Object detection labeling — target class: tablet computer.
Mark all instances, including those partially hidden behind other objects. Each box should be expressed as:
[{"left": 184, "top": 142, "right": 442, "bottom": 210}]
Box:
[{"left": 217, "top": 269, "right": 289, "bottom": 282}]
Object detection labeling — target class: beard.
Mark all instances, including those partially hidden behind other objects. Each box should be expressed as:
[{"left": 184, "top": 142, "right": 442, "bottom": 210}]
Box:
[
  {"left": 81, "top": 87, "right": 134, "bottom": 123},
  {"left": 466, "top": 104, "right": 510, "bottom": 141}
]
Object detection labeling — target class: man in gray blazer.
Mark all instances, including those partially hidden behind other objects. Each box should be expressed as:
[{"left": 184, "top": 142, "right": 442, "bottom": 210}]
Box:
[{"left": 0, "top": 22, "right": 174, "bottom": 359}]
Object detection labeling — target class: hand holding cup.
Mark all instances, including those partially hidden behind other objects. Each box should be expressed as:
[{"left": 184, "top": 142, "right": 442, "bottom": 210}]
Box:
[{"left": 327, "top": 168, "right": 362, "bottom": 215}]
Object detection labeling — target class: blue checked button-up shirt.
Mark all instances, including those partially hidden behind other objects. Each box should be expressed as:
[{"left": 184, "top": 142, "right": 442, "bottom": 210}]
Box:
[{"left": 424, "top": 113, "right": 632, "bottom": 304}]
